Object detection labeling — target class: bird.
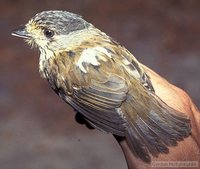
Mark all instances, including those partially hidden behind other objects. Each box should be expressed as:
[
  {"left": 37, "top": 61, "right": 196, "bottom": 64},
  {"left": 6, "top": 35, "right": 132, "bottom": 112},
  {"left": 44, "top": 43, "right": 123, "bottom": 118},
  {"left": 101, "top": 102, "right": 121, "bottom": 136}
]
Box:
[{"left": 12, "top": 10, "right": 191, "bottom": 163}]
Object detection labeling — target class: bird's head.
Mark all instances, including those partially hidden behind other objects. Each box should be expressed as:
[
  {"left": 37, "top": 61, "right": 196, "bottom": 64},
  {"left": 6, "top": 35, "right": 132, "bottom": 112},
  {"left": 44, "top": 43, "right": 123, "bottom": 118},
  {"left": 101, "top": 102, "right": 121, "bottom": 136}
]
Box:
[{"left": 12, "top": 10, "right": 92, "bottom": 52}]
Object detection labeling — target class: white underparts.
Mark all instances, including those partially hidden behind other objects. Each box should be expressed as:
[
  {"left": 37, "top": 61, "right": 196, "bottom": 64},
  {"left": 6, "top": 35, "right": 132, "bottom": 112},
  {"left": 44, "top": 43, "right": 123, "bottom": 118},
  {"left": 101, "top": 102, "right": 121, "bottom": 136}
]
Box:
[{"left": 39, "top": 47, "right": 54, "bottom": 77}]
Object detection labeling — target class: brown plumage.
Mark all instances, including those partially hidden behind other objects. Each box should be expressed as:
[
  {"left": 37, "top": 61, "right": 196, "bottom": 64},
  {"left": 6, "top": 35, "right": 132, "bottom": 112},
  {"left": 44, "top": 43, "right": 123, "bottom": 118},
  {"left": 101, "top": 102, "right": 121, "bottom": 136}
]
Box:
[{"left": 12, "top": 10, "right": 191, "bottom": 162}]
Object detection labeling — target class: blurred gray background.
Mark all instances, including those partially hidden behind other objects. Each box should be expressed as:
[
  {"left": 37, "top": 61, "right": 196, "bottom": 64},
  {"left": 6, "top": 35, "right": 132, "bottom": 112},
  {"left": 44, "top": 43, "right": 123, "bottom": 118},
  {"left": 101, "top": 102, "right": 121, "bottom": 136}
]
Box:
[{"left": 0, "top": 0, "right": 199, "bottom": 169}]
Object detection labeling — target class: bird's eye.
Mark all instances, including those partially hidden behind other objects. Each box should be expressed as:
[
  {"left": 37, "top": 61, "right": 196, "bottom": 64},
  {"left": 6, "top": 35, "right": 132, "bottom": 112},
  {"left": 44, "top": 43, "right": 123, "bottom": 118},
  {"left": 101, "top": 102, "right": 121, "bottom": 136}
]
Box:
[{"left": 43, "top": 29, "right": 54, "bottom": 38}]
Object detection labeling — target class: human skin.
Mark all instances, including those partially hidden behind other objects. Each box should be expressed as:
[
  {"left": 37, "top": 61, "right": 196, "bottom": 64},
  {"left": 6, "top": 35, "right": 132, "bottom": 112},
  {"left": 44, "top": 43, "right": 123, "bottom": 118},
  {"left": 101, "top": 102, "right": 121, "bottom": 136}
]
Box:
[{"left": 115, "top": 65, "right": 200, "bottom": 169}]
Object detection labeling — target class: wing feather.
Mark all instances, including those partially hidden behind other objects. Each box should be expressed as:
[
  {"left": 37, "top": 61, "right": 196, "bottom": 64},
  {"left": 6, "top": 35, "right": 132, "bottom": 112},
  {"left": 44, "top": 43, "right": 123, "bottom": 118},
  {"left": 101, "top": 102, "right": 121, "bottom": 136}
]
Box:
[{"left": 63, "top": 75, "right": 128, "bottom": 136}]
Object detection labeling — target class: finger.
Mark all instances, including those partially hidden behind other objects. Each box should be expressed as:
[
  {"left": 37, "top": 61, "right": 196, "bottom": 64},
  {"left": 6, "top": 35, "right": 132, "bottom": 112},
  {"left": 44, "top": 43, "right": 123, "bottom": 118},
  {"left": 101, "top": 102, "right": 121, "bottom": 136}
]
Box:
[{"left": 75, "top": 112, "right": 95, "bottom": 129}]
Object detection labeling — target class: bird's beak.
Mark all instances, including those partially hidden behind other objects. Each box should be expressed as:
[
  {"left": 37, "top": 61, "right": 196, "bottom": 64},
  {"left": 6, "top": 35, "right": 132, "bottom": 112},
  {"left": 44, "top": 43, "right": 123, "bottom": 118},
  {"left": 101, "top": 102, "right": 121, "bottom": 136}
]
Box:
[{"left": 11, "top": 25, "right": 30, "bottom": 39}]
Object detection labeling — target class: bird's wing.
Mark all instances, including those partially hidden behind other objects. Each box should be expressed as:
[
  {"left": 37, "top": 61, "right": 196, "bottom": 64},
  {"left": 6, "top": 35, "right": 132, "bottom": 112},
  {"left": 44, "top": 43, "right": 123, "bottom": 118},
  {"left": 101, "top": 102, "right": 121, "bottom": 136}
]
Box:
[
  {"left": 52, "top": 43, "right": 190, "bottom": 163},
  {"left": 62, "top": 75, "right": 128, "bottom": 136}
]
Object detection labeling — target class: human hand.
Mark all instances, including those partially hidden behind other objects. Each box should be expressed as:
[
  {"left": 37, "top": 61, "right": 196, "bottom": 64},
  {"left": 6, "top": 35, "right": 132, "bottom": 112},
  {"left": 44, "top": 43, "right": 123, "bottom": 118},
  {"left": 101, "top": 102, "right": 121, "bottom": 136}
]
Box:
[
  {"left": 75, "top": 65, "right": 200, "bottom": 169},
  {"left": 115, "top": 65, "right": 200, "bottom": 169}
]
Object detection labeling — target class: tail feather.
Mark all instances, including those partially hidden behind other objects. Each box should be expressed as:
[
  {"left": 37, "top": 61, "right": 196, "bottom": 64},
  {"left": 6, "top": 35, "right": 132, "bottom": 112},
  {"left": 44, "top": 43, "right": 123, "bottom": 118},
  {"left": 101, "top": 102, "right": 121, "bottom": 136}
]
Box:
[
  {"left": 126, "top": 124, "right": 151, "bottom": 163},
  {"left": 123, "top": 93, "right": 191, "bottom": 163}
]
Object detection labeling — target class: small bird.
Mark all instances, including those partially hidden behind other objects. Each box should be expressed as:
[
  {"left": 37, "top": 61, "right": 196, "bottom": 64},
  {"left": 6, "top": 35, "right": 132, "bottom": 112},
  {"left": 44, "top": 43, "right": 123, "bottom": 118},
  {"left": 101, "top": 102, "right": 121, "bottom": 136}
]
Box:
[{"left": 12, "top": 10, "right": 191, "bottom": 162}]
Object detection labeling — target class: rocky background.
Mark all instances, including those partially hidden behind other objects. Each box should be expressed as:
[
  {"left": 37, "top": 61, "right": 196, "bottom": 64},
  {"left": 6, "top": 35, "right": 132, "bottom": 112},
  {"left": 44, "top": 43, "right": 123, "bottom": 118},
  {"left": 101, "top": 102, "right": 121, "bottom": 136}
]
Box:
[{"left": 0, "top": 0, "right": 199, "bottom": 169}]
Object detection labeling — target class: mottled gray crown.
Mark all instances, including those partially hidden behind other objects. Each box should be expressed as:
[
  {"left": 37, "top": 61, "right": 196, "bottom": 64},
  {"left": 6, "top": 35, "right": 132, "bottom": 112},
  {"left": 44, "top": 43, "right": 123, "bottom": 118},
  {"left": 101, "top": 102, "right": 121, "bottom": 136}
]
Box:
[{"left": 32, "top": 10, "right": 91, "bottom": 34}]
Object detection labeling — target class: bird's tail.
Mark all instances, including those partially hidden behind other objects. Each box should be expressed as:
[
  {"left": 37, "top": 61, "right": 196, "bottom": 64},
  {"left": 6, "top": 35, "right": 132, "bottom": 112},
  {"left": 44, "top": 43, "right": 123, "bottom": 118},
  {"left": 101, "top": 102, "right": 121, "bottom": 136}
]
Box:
[{"left": 122, "top": 92, "right": 191, "bottom": 163}]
